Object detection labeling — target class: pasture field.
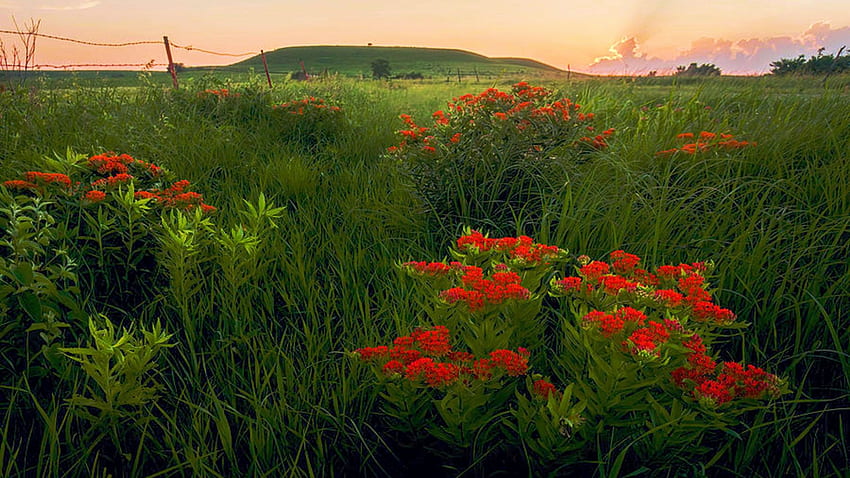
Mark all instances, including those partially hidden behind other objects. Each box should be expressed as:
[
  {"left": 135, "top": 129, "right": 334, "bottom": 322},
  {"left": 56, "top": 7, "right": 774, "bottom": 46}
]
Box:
[{"left": 1, "top": 72, "right": 849, "bottom": 477}]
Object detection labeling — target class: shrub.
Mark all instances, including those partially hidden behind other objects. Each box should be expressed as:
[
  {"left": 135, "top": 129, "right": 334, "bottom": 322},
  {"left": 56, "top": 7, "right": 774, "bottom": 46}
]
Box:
[
  {"left": 270, "top": 96, "right": 346, "bottom": 149},
  {"left": 388, "top": 82, "right": 614, "bottom": 233},
  {"left": 674, "top": 63, "right": 722, "bottom": 77},
  {"left": 353, "top": 229, "right": 787, "bottom": 474},
  {"left": 0, "top": 188, "right": 85, "bottom": 382},
  {"left": 2, "top": 150, "right": 216, "bottom": 318}
]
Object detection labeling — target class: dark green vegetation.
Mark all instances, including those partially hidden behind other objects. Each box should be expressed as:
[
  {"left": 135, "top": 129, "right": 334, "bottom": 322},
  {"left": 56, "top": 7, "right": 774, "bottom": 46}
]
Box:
[
  {"left": 225, "top": 45, "right": 570, "bottom": 78},
  {"left": 771, "top": 50, "right": 850, "bottom": 75},
  {"left": 674, "top": 62, "right": 722, "bottom": 76},
  {"left": 1, "top": 73, "right": 849, "bottom": 477}
]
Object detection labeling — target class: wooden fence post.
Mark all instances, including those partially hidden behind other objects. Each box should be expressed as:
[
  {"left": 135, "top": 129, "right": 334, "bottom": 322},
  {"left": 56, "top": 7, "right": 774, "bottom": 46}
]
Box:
[
  {"left": 163, "top": 36, "right": 178, "bottom": 89},
  {"left": 261, "top": 50, "right": 273, "bottom": 88}
]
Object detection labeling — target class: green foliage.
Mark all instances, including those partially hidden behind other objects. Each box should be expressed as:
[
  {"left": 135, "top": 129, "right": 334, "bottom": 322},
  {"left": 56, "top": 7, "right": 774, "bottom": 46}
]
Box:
[
  {"left": 770, "top": 51, "right": 850, "bottom": 75},
  {"left": 2, "top": 150, "right": 217, "bottom": 318},
  {"left": 359, "top": 232, "right": 788, "bottom": 473},
  {"left": 270, "top": 96, "right": 347, "bottom": 149},
  {"left": 371, "top": 58, "right": 392, "bottom": 79},
  {"left": 168, "top": 81, "right": 273, "bottom": 126},
  {"left": 0, "top": 188, "right": 84, "bottom": 379},
  {"left": 675, "top": 63, "right": 722, "bottom": 77},
  {"left": 507, "top": 378, "right": 586, "bottom": 465},
  {"left": 0, "top": 74, "right": 847, "bottom": 477},
  {"left": 390, "top": 82, "right": 614, "bottom": 234},
  {"left": 60, "top": 315, "right": 175, "bottom": 422}
]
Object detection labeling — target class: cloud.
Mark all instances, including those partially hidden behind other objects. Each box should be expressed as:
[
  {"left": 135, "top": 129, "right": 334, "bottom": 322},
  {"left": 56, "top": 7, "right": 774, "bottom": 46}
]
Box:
[
  {"left": 801, "top": 22, "right": 850, "bottom": 51},
  {"left": 39, "top": 1, "right": 100, "bottom": 10},
  {"left": 589, "top": 36, "right": 670, "bottom": 75},
  {"left": 588, "top": 22, "right": 850, "bottom": 75},
  {"left": 593, "top": 37, "right": 645, "bottom": 63}
]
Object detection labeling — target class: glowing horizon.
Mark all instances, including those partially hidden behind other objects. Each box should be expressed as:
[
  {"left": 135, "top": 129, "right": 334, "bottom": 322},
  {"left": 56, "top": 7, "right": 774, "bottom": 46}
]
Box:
[{"left": 2, "top": 0, "right": 850, "bottom": 75}]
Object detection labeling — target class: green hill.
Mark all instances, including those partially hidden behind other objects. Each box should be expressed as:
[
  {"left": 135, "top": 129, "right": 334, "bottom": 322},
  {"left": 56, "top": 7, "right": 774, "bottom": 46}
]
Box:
[{"left": 222, "top": 45, "right": 575, "bottom": 78}]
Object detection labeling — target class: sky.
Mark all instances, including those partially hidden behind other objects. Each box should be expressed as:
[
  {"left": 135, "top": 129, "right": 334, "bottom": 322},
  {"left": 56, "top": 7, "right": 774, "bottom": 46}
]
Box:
[{"left": 1, "top": 0, "right": 850, "bottom": 75}]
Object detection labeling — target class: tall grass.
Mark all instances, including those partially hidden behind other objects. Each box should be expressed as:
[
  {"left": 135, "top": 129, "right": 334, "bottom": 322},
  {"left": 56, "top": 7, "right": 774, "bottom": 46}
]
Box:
[{"left": 1, "top": 74, "right": 848, "bottom": 476}]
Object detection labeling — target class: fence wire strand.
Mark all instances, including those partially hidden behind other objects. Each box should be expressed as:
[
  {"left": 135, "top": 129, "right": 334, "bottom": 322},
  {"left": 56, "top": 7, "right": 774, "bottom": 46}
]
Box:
[
  {"left": 0, "top": 29, "right": 160, "bottom": 47},
  {"left": 0, "top": 29, "right": 258, "bottom": 58},
  {"left": 4, "top": 63, "right": 167, "bottom": 69},
  {"left": 170, "top": 43, "right": 255, "bottom": 57}
]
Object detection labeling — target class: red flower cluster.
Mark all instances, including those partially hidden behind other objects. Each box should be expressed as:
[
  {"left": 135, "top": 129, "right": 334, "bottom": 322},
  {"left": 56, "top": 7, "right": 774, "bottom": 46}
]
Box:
[
  {"left": 3, "top": 180, "right": 39, "bottom": 191},
  {"left": 4, "top": 172, "right": 72, "bottom": 191},
  {"left": 3, "top": 153, "right": 216, "bottom": 215},
  {"left": 388, "top": 113, "right": 432, "bottom": 152},
  {"left": 87, "top": 152, "right": 161, "bottom": 177},
  {"left": 625, "top": 320, "right": 671, "bottom": 356},
  {"left": 386, "top": 82, "right": 613, "bottom": 156},
  {"left": 532, "top": 379, "right": 559, "bottom": 399},
  {"left": 577, "top": 127, "right": 615, "bottom": 150},
  {"left": 84, "top": 190, "right": 107, "bottom": 202},
  {"left": 488, "top": 348, "right": 530, "bottom": 376},
  {"left": 91, "top": 173, "right": 134, "bottom": 188},
  {"left": 513, "top": 81, "right": 551, "bottom": 101},
  {"left": 552, "top": 250, "right": 735, "bottom": 327},
  {"left": 133, "top": 179, "right": 217, "bottom": 213},
  {"left": 439, "top": 264, "right": 530, "bottom": 312},
  {"left": 355, "top": 326, "right": 531, "bottom": 387},
  {"left": 672, "top": 350, "right": 782, "bottom": 406},
  {"left": 401, "top": 261, "right": 453, "bottom": 276},
  {"left": 197, "top": 88, "right": 239, "bottom": 99},
  {"left": 455, "top": 230, "right": 563, "bottom": 267},
  {"left": 581, "top": 307, "right": 648, "bottom": 338},
  {"left": 24, "top": 171, "right": 72, "bottom": 188},
  {"left": 273, "top": 96, "right": 341, "bottom": 115},
  {"left": 656, "top": 131, "right": 756, "bottom": 156},
  {"left": 450, "top": 87, "right": 516, "bottom": 112},
  {"left": 545, "top": 244, "right": 782, "bottom": 406}
]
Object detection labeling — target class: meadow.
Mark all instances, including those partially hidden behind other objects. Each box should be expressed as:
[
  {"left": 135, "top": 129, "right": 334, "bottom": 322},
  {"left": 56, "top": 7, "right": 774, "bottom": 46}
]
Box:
[{"left": 0, "top": 71, "right": 848, "bottom": 477}]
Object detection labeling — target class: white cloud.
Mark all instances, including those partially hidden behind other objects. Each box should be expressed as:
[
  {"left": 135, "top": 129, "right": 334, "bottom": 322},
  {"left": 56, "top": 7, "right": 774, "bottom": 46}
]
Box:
[
  {"left": 39, "top": 1, "right": 100, "bottom": 11},
  {"left": 588, "top": 22, "right": 850, "bottom": 75}
]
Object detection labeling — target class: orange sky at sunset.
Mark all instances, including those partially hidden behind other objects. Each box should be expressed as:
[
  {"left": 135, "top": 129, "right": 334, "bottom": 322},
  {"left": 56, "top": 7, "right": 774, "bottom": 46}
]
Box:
[{"left": 2, "top": 0, "right": 850, "bottom": 75}]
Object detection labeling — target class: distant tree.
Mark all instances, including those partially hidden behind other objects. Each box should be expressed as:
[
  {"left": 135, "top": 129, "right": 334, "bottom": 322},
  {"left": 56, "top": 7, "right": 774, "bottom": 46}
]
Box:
[
  {"left": 770, "top": 49, "right": 850, "bottom": 75},
  {"left": 371, "top": 58, "right": 391, "bottom": 79},
  {"left": 769, "top": 55, "right": 807, "bottom": 75},
  {"left": 171, "top": 62, "right": 186, "bottom": 73},
  {"left": 674, "top": 63, "right": 721, "bottom": 77}
]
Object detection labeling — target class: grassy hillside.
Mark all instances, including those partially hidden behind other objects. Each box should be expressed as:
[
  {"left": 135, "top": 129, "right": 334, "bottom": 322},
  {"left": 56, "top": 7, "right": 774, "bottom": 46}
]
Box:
[{"left": 223, "top": 45, "right": 576, "bottom": 78}]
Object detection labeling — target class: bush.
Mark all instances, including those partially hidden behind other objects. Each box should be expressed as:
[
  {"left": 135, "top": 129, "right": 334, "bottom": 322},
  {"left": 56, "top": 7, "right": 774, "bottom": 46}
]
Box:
[
  {"left": 674, "top": 63, "right": 722, "bottom": 77},
  {"left": 353, "top": 230, "right": 787, "bottom": 474},
  {"left": 770, "top": 52, "right": 850, "bottom": 75},
  {"left": 388, "top": 82, "right": 614, "bottom": 233},
  {"left": 270, "top": 95, "right": 346, "bottom": 149}
]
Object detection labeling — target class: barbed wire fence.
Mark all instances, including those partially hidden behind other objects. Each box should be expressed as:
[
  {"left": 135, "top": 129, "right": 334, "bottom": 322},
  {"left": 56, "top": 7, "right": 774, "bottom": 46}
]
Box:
[{"left": 0, "top": 23, "right": 268, "bottom": 90}]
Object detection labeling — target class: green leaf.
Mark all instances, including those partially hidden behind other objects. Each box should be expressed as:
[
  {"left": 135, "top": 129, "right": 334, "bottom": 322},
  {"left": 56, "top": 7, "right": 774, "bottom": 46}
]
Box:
[
  {"left": 10, "top": 262, "right": 33, "bottom": 286},
  {"left": 17, "top": 291, "right": 42, "bottom": 321},
  {"left": 0, "top": 322, "right": 18, "bottom": 341}
]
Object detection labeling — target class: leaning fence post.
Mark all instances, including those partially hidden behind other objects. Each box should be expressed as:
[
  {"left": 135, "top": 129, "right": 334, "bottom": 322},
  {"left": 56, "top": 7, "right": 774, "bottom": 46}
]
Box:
[
  {"left": 162, "top": 35, "right": 178, "bottom": 89},
  {"left": 261, "top": 50, "right": 273, "bottom": 88}
]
